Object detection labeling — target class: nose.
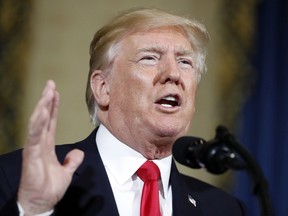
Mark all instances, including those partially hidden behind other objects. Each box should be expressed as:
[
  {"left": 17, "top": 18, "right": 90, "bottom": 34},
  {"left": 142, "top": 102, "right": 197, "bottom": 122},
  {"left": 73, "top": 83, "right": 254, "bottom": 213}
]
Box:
[{"left": 158, "top": 57, "right": 181, "bottom": 85}]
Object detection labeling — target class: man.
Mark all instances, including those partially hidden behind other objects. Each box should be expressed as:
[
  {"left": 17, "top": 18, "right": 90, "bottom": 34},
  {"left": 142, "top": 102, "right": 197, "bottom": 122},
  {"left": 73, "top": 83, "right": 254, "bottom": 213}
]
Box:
[{"left": 0, "top": 8, "right": 245, "bottom": 216}]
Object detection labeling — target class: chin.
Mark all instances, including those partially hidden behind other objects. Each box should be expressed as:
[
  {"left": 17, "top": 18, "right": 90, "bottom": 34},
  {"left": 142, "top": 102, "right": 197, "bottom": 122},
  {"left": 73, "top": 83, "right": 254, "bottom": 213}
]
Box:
[
  {"left": 155, "top": 124, "right": 184, "bottom": 138},
  {"left": 146, "top": 116, "right": 189, "bottom": 139}
]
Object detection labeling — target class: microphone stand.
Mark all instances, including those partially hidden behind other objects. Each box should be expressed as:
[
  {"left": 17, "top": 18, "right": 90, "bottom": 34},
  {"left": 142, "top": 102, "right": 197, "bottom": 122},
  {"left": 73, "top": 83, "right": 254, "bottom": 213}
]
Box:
[{"left": 213, "top": 126, "right": 274, "bottom": 216}]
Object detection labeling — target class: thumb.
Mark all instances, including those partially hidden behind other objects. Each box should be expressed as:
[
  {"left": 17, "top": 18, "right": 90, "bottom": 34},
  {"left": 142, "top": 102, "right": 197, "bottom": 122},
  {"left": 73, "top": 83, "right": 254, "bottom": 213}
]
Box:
[{"left": 63, "top": 149, "right": 84, "bottom": 175}]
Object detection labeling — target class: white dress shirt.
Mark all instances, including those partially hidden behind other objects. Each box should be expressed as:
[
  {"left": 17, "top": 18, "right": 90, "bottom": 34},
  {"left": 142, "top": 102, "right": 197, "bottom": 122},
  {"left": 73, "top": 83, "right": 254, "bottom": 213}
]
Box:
[{"left": 96, "top": 124, "right": 173, "bottom": 216}]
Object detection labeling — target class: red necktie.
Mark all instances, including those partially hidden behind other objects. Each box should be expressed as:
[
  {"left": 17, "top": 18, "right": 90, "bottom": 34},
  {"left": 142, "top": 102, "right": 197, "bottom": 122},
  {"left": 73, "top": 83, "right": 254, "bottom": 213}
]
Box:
[{"left": 136, "top": 160, "right": 162, "bottom": 216}]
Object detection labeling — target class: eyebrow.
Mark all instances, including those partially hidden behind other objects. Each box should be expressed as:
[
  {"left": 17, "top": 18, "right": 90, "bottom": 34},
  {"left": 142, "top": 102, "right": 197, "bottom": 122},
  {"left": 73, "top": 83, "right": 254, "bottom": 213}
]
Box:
[
  {"left": 136, "top": 46, "right": 194, "bottom": 57},
  {"left": 136, "top": 47, "right": 163, "bottom": 54}
]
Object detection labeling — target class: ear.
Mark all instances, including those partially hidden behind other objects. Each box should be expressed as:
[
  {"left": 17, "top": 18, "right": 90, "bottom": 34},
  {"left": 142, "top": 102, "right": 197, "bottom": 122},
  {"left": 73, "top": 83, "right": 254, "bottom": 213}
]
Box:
[{"left": 90, "top": 70, "right": 110, "bottom": 107}]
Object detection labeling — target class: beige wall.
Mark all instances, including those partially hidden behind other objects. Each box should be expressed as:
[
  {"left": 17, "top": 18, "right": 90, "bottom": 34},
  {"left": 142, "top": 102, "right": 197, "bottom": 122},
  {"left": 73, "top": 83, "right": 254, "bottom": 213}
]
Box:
[{"left": 23, "top": 0, "right": 229, "bottom": 186}]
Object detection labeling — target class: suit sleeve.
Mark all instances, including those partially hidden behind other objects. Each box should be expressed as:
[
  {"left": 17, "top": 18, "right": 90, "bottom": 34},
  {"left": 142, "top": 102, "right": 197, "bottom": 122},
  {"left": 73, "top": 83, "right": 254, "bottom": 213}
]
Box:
[
  {"left": 0, "top": 150, "right": 57, "bottom": 216},
  {"left": 0, "top": 164, "right": 20, "bottom": 216}
]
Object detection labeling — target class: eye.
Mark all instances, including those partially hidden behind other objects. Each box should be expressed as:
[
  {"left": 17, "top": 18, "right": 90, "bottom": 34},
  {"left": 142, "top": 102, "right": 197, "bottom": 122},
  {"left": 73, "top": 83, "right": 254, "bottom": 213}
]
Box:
[
  {"left": 138, "top": 55, "right": 159, "bottom": 65},
  {"left": 141, "top": 56, "right": 155, "bottom": 60},
  {"left": 178, "top": 58, "right": 193, "bottom": 68}
]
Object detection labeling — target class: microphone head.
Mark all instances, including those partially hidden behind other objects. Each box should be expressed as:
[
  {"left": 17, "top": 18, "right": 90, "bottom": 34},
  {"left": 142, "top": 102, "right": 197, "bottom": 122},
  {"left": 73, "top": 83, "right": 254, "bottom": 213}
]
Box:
[
  {"left": 173, "top": 136, "right": 236, "bottom": 174},
  {"left": 200, "top": 139, "right": 232, "bottom": 174},
  {"left": 172, "top": 136, "right": 205, "bottom": 169},
  {"left": 173, "top": 128, "right": 245, "bottom": 175}
]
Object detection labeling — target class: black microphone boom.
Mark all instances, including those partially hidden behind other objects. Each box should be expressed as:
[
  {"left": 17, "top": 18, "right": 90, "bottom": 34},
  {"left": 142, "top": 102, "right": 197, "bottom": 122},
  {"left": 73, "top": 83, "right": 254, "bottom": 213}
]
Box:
[{"left": 172, "top": 134, "right": 245, "bottom": 174}]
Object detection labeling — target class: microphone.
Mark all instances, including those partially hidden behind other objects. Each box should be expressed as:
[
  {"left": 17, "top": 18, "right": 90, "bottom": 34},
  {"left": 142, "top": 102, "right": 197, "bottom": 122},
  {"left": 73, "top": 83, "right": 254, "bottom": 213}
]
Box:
[
  {"left": 172, "top": 131, "right": 246, "bottom": 174},
  {"left": 173, "top": 126, "right": 275, "bottom": 216}
]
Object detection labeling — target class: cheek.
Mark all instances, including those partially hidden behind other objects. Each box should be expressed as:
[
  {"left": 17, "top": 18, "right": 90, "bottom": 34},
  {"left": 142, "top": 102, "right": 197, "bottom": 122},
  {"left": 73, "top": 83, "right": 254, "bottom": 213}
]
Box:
[
  {"left": 184, "top": 79, "right": 198, "bottom": 110},
  {"left": 185, "top": 74, "right": 198, "bottom": 96},
  {"left": 189, "top": 85, "right": 197, "bottom": 102},
  {"left": 128, "top": 70, "right": 154, "bottom": 97},
  {"left": 110, "top": 76, "right": 149, "bottom": 112}
]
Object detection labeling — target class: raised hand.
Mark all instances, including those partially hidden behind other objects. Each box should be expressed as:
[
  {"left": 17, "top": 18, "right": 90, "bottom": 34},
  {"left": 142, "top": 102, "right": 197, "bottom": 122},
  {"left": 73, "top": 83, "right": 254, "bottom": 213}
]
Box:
[{"left": 17, "top": 80, "right": 84, "bottom": 215}]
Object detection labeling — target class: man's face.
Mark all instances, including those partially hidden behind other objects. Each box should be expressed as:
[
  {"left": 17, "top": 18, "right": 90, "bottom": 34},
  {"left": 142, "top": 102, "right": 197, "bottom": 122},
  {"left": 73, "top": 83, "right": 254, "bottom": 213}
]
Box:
[{"left": 99, "top": 27, "right": 198, "bottom": 157}]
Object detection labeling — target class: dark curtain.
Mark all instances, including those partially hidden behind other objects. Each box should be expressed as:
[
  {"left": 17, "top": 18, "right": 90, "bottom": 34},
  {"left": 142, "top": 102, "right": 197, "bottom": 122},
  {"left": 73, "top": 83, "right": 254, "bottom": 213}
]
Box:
[
  {"left": 0, "top": 1, "right": 32, "bottom": 153},
  {"left": 235, "top": 0, "right": 288, "bottom": 215}
]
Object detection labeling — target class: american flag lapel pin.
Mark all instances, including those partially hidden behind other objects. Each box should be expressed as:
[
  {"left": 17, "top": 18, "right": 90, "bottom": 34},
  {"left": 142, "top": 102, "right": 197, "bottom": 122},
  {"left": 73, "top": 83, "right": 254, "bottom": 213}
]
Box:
[{"left": 188, "top": 195, "right": 197, "bottom": 207}]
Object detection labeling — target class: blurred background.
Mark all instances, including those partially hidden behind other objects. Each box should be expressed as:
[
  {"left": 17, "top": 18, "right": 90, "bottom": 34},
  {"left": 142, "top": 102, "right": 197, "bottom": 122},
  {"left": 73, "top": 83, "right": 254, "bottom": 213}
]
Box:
[{"left": 0, "top": 0, "right": 287, "bottom": 215}]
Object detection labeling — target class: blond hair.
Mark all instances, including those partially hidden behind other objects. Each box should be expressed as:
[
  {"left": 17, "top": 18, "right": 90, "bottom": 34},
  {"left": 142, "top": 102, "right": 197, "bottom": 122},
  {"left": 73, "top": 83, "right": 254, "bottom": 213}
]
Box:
[{"left": 85, "top": 7, "right": 210, "bottom": 125}]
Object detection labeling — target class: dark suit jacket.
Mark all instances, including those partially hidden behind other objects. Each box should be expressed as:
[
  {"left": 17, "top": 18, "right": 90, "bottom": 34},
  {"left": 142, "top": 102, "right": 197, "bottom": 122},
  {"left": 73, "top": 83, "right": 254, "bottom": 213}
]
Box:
[{"left": 0, "top": 129, "right": 246, "bottom": 216}]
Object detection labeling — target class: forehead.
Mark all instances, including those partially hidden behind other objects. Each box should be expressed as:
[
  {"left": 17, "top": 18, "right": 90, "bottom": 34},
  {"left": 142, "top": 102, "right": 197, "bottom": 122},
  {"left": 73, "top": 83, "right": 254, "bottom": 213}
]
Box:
[{"left": 119, "top": 27, "right": 193, "bottom": 53}]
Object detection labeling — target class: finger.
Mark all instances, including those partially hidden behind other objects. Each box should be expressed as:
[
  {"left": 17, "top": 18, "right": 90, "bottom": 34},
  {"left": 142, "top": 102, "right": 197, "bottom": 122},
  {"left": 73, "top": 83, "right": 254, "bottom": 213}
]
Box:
[
  {"left": 47, "top": 90, "right": 60, "bottom": 136},
  {"left": 41, "top": 80, "right": 56, "bottom": 97},
  {"left": 26, "top": 81, "right": 57, "bottom": 146},
  {"left": 30, "top": 81, "right": 56, "bottom": 131},
  {"left": 63, "top": 149, "right": 84, "bottom": 176}
]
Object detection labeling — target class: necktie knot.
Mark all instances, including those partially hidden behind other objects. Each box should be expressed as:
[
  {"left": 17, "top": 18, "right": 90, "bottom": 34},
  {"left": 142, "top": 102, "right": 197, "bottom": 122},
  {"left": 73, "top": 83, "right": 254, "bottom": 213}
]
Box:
[{"left": 137, "top": 160, "right": 160, "bottom": 182}]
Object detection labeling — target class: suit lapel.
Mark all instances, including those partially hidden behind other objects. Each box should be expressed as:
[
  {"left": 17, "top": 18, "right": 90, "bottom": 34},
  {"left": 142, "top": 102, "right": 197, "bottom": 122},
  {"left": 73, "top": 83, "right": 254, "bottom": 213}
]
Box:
[
  {"left": 170, "top": 160, "right": 203, "bottom": 216},
  {"left": 55, "top": 129, "right": 119, "bottom": 216}
]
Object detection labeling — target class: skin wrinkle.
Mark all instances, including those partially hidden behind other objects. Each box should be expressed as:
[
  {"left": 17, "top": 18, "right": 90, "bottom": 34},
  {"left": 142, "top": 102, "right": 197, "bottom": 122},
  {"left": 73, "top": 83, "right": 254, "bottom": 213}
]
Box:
[
  {"left": 93, "top": 27, "right": 198, "bottom": 160},
  {"left": 86, "top": 9, "right": 210, "bottom": 122}
]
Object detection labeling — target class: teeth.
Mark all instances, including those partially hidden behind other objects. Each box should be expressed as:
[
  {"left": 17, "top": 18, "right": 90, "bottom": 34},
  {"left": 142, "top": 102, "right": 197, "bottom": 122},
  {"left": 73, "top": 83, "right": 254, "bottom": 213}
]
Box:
[
  {"left": 163, "top": 96, "right": 177, "bottom": 102},
  {"left": 161, "top": 104, "right": 173, "bottom": 108},
  {"left": 157, "top": 95, "right": 179, "bottom": 108}
]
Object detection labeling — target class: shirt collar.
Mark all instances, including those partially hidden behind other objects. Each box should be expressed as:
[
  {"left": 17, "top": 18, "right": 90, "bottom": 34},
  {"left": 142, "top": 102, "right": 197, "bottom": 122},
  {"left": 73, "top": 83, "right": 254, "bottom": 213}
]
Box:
[{"left": 96, "top": 124, "right": 172, "bottom": 198}]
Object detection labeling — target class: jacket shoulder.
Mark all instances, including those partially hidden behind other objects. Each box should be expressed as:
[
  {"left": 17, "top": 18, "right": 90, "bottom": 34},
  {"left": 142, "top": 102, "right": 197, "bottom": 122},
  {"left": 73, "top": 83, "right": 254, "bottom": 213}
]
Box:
[{"left": 180, "top": 173, "right": 246, "bottom": 215}]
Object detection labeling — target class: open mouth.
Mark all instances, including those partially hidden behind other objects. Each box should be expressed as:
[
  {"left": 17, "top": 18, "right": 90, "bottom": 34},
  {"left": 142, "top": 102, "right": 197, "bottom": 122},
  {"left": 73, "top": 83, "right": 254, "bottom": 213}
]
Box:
[{"left": 155, "top": 95, "right": 181, "bottom": 108}]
